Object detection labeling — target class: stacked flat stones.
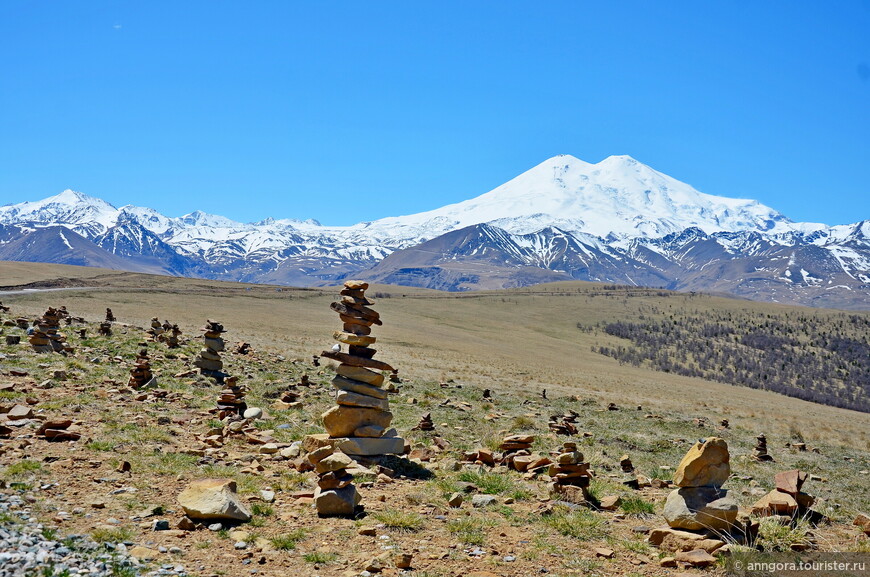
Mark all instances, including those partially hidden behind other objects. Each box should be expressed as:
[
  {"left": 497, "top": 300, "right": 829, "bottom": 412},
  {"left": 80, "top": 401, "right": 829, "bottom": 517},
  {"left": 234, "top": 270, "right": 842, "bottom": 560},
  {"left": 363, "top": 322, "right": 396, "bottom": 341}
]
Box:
[
  {"left": 548, "top": 410, "right": 579, "bottom": 435},
  {"left": 194, "top": 320, "right": 226, "bottom": 376},
  {"left": 105, "top": 308, "right": 116, "bottom": 322},
  {"left": 216, "top": 376, "right": 247, "bottom": 418},
  {"left": 309, "top": 445, "right": 361, "bottom": 516},
  {"left": 663, "top": 437, "right": 738, "bottom": 531},
  {"left": 548, "top": 441, "right": 592, "bottom": 503},
  {"left": 29, "top": 308, "right": 66, "bottom": 353},
  {"left": 319, "top": 281, "right": 404, "bottom": 456},
  {"left": 147, "top": 317, "right": 165, "bottom": 341},
  {"left": 166, "top": 324, "right": 182, "bottom": 348},
  {"left": 128, "top": 349, "right": 154, "bottom": 389},
  {"left": 500, "top": 434, "right": 534, "bottom": 470},
  {"left": 412, "top": 413, "right": 435, "bottom": 431},
  {"left": 753, "top": 433, "right": 774, "bottom": 461}
]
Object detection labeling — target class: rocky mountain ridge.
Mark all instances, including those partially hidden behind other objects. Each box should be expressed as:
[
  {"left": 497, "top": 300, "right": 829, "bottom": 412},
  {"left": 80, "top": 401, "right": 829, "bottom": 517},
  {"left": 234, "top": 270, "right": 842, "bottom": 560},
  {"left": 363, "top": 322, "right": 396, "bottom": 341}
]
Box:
[{"left": 1, "top": 156, "right": 868, "bottom": 309}]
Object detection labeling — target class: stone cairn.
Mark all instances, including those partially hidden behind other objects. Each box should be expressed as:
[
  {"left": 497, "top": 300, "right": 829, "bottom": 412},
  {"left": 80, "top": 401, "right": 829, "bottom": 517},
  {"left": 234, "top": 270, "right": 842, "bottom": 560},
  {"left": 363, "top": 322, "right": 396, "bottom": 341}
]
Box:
[
  {"left": 98, "top": 321, "right": 112, "bottom": 336},
  {"left": 147, "top": 317, "right": 165, "bottom": 341},
  {"left": 29, "top": 308, "right": 66, "bottom": 353},
  {"left": 309, "top": 445, "right": 361, "bottom": 517},
  {"left": 105, "top": 308, "right": 116, "bottom": 322},
  {"left": 548, "top": 410, "right": 579, "bottom": 435},
  {"left": 500, "top": 434, "right": 534, "bottom": 470},
  {"left": 165, "top": 324, "right": 182, "bottom": 348},
  {"left": 128, "top": 349, "right": 154, "bottom": 389},
  {"left": 194, "top": 320, "right": 227, "bottom": 379},
  {"left": 411, "top": 413, "right": 435, "bottom": 432},
  {"left": 661, "top": 437, "right": 738, "bottom": 533},
  {"left": 548, "top": 441, "right": 592, "bottom": 504},
  {"left": 751, "top": 469, "right": 816, "bottom": 520},
  {"left": 0, "top": 301, "right": 9, "bottom": 313},
  {"left": 318, "top": 280, "right": 404, "bottom": 457},
  {"left": 753, "top": 433, "right": 774, "bottom": 462},
  {"left": 215, "top": 376, "right": 247, "bottom": 418}
]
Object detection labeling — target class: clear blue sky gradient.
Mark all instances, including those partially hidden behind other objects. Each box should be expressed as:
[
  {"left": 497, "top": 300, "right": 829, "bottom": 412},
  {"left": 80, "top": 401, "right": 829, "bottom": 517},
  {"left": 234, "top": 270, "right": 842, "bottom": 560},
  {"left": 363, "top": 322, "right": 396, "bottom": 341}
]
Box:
[{"left": 1, "top": 1, "right": 868, "bottom": 226}]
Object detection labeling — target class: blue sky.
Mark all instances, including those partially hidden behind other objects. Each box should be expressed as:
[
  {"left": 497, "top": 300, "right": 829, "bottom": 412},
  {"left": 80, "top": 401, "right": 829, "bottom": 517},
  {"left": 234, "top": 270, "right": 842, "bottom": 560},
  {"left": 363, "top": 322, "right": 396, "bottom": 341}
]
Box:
[{"left": 1, "top": 1, "right": 868, "bottom": 226}]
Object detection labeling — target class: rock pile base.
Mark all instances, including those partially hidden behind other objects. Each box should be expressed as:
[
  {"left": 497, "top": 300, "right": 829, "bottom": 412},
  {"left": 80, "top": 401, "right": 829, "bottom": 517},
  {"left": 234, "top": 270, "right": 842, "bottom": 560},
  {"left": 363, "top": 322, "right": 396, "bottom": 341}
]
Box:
[
  {"left": 129, "top": 349, "right": 154, "bottom": 389},
  {"left": 310, "top": 445, "right": 361, "bottom": 517},
  {"left": 316, "top": 280, "right": 404, "bottom": 457},
  {"left": 548, "top": 442, "right": 591, "bottom": 504}
]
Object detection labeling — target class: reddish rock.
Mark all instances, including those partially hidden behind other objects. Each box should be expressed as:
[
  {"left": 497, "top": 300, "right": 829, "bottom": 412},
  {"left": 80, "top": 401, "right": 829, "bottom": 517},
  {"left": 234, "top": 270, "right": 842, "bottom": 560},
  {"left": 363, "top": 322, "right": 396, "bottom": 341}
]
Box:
[{"left": 774, "top": 469, "right": 807, "bottom": 496}]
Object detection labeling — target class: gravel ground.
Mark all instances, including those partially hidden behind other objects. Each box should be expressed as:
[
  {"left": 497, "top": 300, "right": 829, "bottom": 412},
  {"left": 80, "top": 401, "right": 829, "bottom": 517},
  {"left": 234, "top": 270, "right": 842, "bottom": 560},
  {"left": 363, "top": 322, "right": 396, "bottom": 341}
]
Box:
[{"left": 0, "top": 490, "right": 188, "bottom": 577}]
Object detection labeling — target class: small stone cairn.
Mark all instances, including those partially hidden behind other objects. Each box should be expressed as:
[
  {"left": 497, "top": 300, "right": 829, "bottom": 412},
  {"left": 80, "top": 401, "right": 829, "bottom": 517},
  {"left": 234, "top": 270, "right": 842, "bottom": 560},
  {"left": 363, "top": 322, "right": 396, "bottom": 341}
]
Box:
[
  {"left": 316, "top": 280, "right": 404, "bottom": 457},
  {"left": 548, "top": 410, "right": 579, "bottom": 435},
  {"left": 215, "top": 376, "right": 248, "bottom": 418},
  {"left": 501, "top": 434, "right": 534, "bottom": 470},
  {"left": 165, "top": 324, "right": 182, "bottom": 348},
  {"left": 128, "top": 349, "right": 154, "bottom": 389},
  {"left": 194, "top": 320, "right": 227, "bottom": 378},
  {"left": 98, "top": 321, "right": 112, "bottom": 336},
  {"left": 751, "top": 469, "right": 816, "bottom": 519},
  {"left": 146, "top": 317, "right": 165, "bottom": 341},
  {"left": 661, "top": 437, "right": 738, "bottom": 532},
  {"left": 548, "top": 441, "right": 592, "bottom": 504},
  {"left": 29, "top": 308, "right": 66, "bottom": 353},
  {"left": 105, "top": 308, "right": 116, "bottom": 322},
  {"left": 309, "top": 445, "right": 361, "bottom": 517},
  {"left": 411, "top": 413, "right": 435, "bottom": 432},
  {"left": 753, "top": 433, "right": 774, "bottom": 461}
]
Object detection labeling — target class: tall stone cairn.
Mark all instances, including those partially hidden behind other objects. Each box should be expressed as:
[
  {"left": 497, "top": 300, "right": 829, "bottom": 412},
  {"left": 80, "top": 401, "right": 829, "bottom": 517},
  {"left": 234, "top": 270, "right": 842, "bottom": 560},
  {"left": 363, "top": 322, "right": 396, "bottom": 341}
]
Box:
[
  {"left": 548, "top": 441, "right": 592, "bottom": 504},
  {"left": 29, "top": 308, "right": 67, "bottom": 353},
  {"left": 105, "top": 308, "right": 116, "bottom": 322},
  {"left": 129, "top": 349, "right": 154, "bottom": 389},
  {"left": 319, "top": 280, "right": 405, "bottom": 456},
  {"left": 194, "top": 320, "right": 226, "bottom": 377}
]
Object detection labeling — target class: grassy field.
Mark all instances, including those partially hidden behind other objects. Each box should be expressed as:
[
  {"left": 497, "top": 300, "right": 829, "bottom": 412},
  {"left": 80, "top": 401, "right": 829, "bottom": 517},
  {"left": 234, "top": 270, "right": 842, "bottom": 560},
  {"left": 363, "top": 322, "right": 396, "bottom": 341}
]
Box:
[{"left": 1, "top": 262, "right": 869, "bottom": 576}]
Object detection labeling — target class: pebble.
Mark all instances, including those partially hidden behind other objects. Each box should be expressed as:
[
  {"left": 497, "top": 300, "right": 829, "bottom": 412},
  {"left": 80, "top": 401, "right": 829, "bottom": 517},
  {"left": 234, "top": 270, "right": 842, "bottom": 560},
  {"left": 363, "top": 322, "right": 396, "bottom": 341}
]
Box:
[{"left": 0, "top": 492, "right": 188, "bottom": 577}]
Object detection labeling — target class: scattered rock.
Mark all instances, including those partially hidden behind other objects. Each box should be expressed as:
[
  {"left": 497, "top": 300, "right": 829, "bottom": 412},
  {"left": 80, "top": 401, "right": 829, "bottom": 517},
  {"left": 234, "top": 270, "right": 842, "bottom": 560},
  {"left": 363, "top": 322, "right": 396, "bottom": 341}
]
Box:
[{"left": 177, "top": 478, "right": 252, "bottom": 522}]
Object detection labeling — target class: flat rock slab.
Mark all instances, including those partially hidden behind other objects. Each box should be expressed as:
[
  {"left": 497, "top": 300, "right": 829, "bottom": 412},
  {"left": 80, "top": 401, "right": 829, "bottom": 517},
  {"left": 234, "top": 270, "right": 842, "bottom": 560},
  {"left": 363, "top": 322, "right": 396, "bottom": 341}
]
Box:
[
  {"left": 321, "top": 350, "right": 394, "bottom": 372},
  {"left": 774, "top": 469, "right": 807, "bottom": 496},
  {"left": 673, "top": 437, "right": 730, "bottom": 488},
  {"left": 336, "top": 364, "right": 385, "bottom": 386},
  {"left": 333, "top": 331, "right": 376, "bottom": 346},
  {"left": 332, "top": 376, "right": 388, "bottom": 399},
  {"left": 336, "top": 390, "right": 390, "bottom": 411},
  {"left": 335, "top": 436, "right": 405, "bottom": 456},
  {"left": 751, "top": 489, "right": 798, "bottom": 516},
  {"left": 663, "top": 487, "right": 738, "bottom": 531},
  {"left": 178, "top": 478, "right": 252, "bottom": 522}
]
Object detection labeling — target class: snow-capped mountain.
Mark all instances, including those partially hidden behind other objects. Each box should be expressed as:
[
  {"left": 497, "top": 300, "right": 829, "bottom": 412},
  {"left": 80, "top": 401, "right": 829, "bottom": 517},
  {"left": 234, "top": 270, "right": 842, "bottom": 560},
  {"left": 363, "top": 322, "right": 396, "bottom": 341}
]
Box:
[{"left": 1, "top": 155, "right": 867, "bottom": 309}]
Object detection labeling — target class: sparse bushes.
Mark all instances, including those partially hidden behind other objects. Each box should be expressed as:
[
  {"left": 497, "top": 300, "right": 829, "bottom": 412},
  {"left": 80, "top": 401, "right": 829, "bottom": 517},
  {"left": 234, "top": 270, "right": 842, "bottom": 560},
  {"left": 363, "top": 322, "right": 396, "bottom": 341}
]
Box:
[{"left": 593, "top": 310, "right": 870, "bottom": 412}]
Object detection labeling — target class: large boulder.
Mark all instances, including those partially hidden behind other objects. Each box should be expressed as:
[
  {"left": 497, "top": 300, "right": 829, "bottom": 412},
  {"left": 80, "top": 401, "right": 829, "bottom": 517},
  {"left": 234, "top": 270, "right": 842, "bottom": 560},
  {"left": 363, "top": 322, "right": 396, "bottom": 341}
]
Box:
[
  {"left": 663, "top": 487, "right": 738, "bottom": 531},
  {"left": 178, "top": 479, "right": 251, "bottom": 522},
  {"left": 321, "top": 405, "right": 392, "bottom": 438},
  {"left": 314, "top": 485, "right": 361, "bottom": 516},
  {"left": 673, "top": 437, "right": 730, "bottom": 488}
]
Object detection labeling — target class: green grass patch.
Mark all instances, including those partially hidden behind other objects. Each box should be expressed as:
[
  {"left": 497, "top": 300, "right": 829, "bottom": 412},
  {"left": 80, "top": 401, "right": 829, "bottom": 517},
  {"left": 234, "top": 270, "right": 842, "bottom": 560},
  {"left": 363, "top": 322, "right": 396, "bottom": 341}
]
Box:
[
  {"left": 541, "top": 506, "right": 606, "bottom": 540},
  {"left": 271, "top": 528, "right": 307, "bottom": 550},
  {"left": 457, "top": 470, "right": 531, "bottom": 500},
  {"left": 446, "top": 517, "right": 495, "bottom": 545},
  {"left": 371, "top": 509, "right": 426, "bottom": 532},
  {"left": 3, "top": 460, "right": 42, "bottom": 478},
  {"left": 90, "top": 526, "right": 134, "bottom": 544},
  {"left": 619, "top": 495, "right": 655, "bottom": 516},
  {"left": 302, "top": 552, "right": 338, "bottom": 564}
]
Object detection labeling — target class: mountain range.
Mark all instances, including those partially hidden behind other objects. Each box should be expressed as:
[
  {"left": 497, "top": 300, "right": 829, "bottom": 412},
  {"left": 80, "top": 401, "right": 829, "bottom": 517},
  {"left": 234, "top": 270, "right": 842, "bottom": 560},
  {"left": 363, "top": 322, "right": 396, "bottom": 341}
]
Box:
[{"left": 1, "top": 154, "right": 868, "bottom": 309}]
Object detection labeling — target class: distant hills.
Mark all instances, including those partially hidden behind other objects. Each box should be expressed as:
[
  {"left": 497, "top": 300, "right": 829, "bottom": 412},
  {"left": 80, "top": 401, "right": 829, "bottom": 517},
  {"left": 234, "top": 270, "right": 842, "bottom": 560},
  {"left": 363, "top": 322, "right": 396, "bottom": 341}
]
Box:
[{"left": 1, "top": 155, "right": 868, "bottom": 309}]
